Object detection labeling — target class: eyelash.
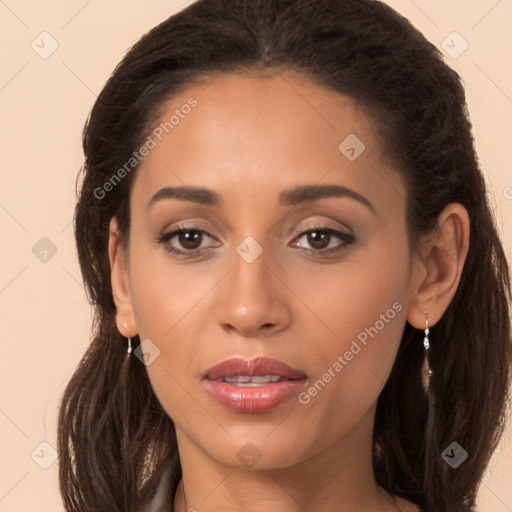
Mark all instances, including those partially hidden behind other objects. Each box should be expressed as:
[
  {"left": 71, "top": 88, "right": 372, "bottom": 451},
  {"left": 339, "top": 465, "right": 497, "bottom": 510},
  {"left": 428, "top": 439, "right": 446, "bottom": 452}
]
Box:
[{"left": 155, "top": 224, "right": 355, "bottom": 259}]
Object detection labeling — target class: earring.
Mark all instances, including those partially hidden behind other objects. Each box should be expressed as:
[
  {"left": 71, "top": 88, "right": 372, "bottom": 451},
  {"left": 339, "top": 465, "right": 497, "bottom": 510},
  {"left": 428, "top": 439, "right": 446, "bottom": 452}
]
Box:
[
  {"left": 421, "top": 311, "right": 432, "bottom": 393},
  {"left": 123, "top": 322, "right": 132, "bottom": 355},
  {"left": 423, "top": 314, "right": 430, "bottom": 351}
]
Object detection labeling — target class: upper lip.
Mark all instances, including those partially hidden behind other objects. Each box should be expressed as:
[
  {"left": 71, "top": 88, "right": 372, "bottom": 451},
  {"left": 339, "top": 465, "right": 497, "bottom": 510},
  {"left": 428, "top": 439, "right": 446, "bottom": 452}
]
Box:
[{"left": 204, "top": 357, "right": 307, "bottom": 380}]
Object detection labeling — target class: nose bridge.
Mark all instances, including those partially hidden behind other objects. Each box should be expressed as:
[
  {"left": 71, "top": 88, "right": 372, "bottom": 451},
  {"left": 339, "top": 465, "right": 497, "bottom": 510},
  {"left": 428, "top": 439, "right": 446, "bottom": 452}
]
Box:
[
  {"left": 232, "top": 240, "right": 274, "bottom": 313},
  {"left": 234, "top": 243, "right": 271, "bottom": 302},
  {"left": 214, "top": 238, "right": 290, "bottom": 335}
]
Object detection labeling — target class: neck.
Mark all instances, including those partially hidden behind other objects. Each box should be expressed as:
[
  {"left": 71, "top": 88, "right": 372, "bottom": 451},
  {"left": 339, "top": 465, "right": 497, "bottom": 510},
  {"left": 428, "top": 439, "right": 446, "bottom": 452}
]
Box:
[{"left": 172, "top": 404, "right": 401, "bottom": 512}]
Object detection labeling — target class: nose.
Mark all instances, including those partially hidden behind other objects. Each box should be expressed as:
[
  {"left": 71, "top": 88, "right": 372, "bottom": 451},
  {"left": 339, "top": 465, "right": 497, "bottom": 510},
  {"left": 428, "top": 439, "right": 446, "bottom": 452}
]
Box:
[{"left": 214, "top": 247, "right": 292, "bottom": 338}]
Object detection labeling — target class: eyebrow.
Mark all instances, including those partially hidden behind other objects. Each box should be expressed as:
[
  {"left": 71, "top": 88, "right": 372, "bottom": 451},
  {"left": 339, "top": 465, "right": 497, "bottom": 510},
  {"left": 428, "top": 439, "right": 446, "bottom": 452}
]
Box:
[{"left": 146, "top": 184, "right": 376, "bottom": 215}]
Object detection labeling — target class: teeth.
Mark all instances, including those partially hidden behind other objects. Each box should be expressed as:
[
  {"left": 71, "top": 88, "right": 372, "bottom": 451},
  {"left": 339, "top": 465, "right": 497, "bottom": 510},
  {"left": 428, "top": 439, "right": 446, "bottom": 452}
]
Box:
[{"left": 222, "top": 375, "right": 283, "bottom": 384}]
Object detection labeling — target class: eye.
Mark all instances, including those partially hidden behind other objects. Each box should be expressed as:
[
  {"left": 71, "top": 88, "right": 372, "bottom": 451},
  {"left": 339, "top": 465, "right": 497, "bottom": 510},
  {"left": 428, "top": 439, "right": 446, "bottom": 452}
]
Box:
[
  {"left": 291, "top": 227, "right": 354, "bottom": 255},
  {"left": 155, "top": 225, "right": 355, "bottom": 259},
  {"left": 155, "top": 225, "right": 220, "bottom": 258}
]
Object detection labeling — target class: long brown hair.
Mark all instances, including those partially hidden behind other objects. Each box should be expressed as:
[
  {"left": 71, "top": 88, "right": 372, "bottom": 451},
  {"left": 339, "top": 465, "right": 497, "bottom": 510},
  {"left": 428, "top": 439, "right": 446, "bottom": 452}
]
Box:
[{"left": 58, "top": 0, "right": 512, "bottom": 510}]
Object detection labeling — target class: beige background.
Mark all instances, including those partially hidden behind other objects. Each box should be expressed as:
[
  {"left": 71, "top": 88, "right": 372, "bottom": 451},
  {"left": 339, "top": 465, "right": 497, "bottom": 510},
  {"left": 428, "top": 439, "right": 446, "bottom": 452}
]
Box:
[{"left": 0, "top": 0, "right": 511, "bottom": 510}]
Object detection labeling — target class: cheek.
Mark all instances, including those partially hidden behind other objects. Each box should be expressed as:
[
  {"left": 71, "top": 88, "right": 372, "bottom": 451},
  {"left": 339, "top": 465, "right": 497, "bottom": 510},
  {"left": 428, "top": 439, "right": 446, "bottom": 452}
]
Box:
[
  {"left": 128, "top": 241, "right": 217, "bottom": 338},
  {"left": 289, "top": 237, "right": 409, "bottom": 409},
  {"left": 290, "top": 235, "right": 409, "bottom": 347},
  {"left": 127, "top": 246, "right": 223, "bottom": 420}
]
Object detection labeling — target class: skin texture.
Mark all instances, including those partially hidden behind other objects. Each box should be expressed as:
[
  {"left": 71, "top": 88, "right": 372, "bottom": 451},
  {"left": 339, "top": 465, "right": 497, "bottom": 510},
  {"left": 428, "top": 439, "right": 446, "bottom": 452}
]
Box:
[{"left": 108, "top": 71, "right": 470, "bottom": 512}]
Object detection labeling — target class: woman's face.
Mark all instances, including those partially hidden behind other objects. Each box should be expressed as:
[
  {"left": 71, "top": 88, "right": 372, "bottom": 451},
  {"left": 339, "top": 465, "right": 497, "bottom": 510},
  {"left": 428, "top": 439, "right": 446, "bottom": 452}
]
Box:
[{"left": 119, "top": 71, "right": 420, "bottom": 470}]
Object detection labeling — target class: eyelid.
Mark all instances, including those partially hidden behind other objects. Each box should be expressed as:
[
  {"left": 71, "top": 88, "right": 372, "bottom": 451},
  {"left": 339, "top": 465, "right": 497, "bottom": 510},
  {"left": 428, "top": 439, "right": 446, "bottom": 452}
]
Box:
[
  {"left": 291, "top": 219, "right": 353, "bottom": 238},
  {"left": 159, "top": 222, "right": 351, "bottom": 244}
]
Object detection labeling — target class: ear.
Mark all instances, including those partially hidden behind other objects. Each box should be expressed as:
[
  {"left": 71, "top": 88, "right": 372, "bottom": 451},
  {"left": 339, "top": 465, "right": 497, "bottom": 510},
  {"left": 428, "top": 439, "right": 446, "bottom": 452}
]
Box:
[
  {"left": 108, "top": 216, "right": 137, "bottom": 337},
  {"left": 407, "top": 203, "right": 470, "bottom": 329}
]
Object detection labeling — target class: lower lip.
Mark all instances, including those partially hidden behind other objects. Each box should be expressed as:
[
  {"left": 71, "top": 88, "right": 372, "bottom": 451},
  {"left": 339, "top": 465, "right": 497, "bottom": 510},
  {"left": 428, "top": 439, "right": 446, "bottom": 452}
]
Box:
[{"left": 203, "top": 378, "right": 307, "bottom": 413}]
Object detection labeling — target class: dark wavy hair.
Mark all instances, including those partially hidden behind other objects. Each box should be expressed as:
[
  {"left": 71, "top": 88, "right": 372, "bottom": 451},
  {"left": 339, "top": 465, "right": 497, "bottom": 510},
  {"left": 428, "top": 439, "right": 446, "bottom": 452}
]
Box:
[{"left": 57, "top": 0, "right": 512, "bottom": 510}]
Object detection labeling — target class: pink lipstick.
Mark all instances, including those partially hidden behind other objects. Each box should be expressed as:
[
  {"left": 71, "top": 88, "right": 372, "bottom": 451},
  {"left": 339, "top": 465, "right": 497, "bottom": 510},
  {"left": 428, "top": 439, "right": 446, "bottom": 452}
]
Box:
[{"left": 203, "top": 357, "right": 307, "bottom": 413}]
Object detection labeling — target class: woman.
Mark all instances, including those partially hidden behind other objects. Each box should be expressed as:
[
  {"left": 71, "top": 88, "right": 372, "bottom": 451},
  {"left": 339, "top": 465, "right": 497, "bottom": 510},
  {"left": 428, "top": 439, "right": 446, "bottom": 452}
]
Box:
[{"left": 57, "top": 0, "right": 511, "bottom": 511}]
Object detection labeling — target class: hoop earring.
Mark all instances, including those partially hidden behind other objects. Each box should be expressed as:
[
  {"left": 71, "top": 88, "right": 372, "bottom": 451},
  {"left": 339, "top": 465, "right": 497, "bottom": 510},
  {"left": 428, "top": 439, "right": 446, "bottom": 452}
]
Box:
[{"left": 421, "top": 311, "right": 432, "bottom": 393}]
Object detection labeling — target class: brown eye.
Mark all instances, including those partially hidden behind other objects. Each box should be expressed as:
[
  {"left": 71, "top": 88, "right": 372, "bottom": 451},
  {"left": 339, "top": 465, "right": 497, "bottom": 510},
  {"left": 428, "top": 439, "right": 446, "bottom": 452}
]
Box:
[
  {"left": 156, "top": 226, "right": 220, "bottom": 257},
  {"left": 306, "top": 230, "right": 331, "bottom": 250},
  {"left": 176, "top": 230, "right": 203, "bottom": 250},
  {"left": 292, "top": 228, "right": 354, "bottom": 255}
]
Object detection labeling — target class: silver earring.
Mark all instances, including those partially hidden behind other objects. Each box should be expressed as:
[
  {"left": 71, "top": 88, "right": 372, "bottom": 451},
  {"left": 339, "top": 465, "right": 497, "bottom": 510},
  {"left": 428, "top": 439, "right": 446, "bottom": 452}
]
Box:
[
  {"left": 421, "top": 312, "right": 432, "bottom": 393},
  {"left": 423, "top": 315, "right": 430, "bottom": 351},
  {"left": 123, "top": 322, "right": 133, "bottom": 355}
]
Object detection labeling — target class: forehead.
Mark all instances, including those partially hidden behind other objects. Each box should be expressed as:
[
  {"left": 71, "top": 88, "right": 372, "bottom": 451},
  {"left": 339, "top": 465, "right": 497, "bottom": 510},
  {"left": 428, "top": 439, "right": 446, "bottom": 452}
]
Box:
[{"left": 131, "top": 71, "right": 396, "bottom": 209}]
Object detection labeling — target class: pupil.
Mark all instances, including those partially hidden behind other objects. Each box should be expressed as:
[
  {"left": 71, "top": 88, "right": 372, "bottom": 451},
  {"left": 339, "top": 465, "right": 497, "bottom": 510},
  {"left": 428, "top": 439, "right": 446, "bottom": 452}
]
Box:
[
  {"left": 179, "top": 231, "right": 201, "bottom": 249},
  {"left": 308, "top": 231, "right": 329, "bottom": 249}
]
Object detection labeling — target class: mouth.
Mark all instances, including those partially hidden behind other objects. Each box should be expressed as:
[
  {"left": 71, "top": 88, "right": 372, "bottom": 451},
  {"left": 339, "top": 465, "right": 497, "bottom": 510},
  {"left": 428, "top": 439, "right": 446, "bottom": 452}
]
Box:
[
  {"left": 203, "top": 357, "right": 307, "bottom": 413},
  {"left": 213, "top": 375, "right": 297, "bottom": 386},
  {"left": 204, "top": 356, "right": 307, "bottom": 381}
]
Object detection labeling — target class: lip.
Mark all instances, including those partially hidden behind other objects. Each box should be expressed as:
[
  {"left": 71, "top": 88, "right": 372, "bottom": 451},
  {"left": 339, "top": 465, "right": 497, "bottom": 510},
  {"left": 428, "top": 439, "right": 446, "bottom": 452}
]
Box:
[
  {"left": 203, "top": 357, "right": 307, "bottom": 413},
  {"left": 204, "top": 357, "right": 307, "bottom": 380}
]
